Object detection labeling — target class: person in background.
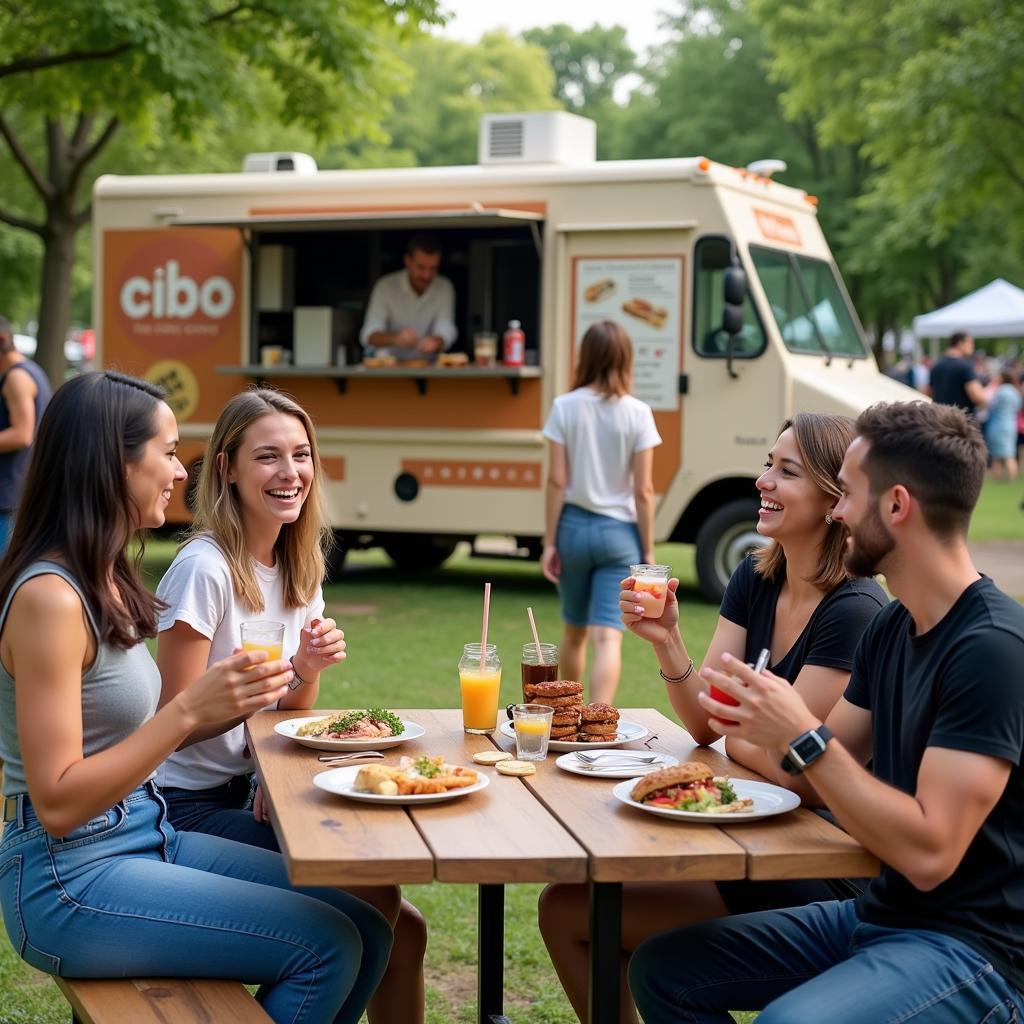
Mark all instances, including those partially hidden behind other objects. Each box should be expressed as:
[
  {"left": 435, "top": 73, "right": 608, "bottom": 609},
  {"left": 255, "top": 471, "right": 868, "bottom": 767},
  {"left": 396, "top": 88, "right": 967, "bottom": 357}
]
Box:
[
  {"left": 156, "top": 388, "right": 427, "bottom": 1024},
  {"left": 984, "top": 364, "right": 1021, "bottom": 481},
  {"left": 631, "top": 401, "right": 1024, "bottom": 1024},
  {"left": 359, "top": 234, "right": 456, "bottom": 359},
  {"left": 539, "top": 413, "right": 887, "bottom": 1023},
  {"left": 0, "top": 373, "right": 391, "bottom": 1024},
  {"left": 541, "top": 320, "right": 661, "bottom": 705},
  {"left": 926, "top": 331, "right": 987, "bottom": 417},
  {"left": 0, "top": 316, "right": 51, "bottom": 550}
]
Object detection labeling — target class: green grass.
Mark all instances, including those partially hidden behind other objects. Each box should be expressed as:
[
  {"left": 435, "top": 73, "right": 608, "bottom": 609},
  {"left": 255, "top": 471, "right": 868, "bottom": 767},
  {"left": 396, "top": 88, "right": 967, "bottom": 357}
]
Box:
[{"left": 3, "top": 475, "right": 1015, "bottom": 1022}]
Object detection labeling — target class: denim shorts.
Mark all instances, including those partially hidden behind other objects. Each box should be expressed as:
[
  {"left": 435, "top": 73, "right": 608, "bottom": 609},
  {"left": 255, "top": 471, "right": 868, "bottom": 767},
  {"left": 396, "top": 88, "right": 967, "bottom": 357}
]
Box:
[{"left": 555, "top": 504, "right": 642, "bottom": 630}]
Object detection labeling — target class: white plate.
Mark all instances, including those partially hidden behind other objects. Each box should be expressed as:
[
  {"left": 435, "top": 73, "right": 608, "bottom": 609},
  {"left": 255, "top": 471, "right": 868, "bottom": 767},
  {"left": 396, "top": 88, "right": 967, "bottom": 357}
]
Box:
[
  {"left": 275, "top": 715, "right": 425, "bottom": 752},
  {"left": 498, "top": 718, "right": 649, "bottom": 752},
  {"left": 555, "top": 751, "right": 680, "bottom": 779},
  {"left": 313, "top": 764, "right": 490, "bottom": 804},
  {"left": 612, "top": 777, "right": 801, "bottom": 822}
]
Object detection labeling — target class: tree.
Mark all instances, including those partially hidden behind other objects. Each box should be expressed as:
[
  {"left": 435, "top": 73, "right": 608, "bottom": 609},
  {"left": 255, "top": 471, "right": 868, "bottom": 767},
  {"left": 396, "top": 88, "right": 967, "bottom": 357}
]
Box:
[{"left": 0, "top": 0, "right": 444, "bottom": 384}]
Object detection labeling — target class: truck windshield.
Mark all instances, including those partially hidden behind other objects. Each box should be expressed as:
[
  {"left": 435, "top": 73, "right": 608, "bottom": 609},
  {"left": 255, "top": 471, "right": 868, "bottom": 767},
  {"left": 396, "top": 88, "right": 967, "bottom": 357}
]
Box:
[{"left": 749, "top": 245, "right": 867, "bottom": 358}]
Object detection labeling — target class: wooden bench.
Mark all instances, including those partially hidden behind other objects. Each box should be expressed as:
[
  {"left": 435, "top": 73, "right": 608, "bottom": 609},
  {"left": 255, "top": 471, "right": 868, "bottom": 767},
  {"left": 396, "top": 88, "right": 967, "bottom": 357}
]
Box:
[{"left": 55, "top": 976, "right": 273, "bottom": 1023}]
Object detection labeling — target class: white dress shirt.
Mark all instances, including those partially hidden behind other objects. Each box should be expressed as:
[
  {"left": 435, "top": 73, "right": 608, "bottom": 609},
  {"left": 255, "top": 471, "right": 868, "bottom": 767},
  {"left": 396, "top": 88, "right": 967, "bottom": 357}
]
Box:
[{"left": 359, "top": 269, "right": 457, "bottom": 350}]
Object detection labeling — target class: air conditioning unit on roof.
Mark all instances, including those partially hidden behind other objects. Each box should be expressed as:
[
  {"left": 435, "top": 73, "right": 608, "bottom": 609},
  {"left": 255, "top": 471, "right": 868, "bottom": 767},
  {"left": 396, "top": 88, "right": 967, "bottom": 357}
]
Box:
[
  {"left": 479, "top": 112, "right": 596, "bottom": 166},
  {"left": 242, "top": 152, "right": 318, "bottom": 174}
]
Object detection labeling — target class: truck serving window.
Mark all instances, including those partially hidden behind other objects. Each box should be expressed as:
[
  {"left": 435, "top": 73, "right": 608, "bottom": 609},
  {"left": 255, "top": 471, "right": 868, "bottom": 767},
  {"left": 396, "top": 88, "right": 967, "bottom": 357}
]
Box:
[
  {"left": 749, "top": 245, "right": 867, "bottom": 359},
  {"left": 693, "top": 236, "right": 766, "bottom": 359}
]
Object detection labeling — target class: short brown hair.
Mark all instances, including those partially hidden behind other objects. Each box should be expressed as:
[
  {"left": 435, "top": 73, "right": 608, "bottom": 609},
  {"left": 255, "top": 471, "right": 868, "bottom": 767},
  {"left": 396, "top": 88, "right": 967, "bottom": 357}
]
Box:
[
  {"left": 755, "top": 412, "right": 857, "bottom": 591},
  {"left": 854, "top": 401, "right": 986, "bottom": 539},
  {"left": 573, "top": 320, "right": 633, "bottom": 397}
]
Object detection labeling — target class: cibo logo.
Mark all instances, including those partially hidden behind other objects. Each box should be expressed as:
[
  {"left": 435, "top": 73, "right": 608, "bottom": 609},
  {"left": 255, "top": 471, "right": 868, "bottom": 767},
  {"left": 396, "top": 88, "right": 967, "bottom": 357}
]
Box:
[{"left": 120, "top": 260, "right": 235, "bottom": 320}]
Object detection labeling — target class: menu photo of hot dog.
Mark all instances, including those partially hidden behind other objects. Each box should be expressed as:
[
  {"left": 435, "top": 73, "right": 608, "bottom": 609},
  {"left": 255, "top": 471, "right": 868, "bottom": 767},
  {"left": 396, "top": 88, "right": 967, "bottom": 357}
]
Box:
[
  {"left": 584, "top": 278, "right": 617, "bottom": 303},
  {"left": 622, "top": 297, "right": 669, "bottom": 330}
]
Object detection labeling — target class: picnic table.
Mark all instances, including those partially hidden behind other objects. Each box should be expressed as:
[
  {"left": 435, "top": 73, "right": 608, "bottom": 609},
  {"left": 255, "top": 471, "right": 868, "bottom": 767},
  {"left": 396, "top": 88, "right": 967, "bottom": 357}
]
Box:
[{"left": 246, "top": 708, "right": 879, "bottom": 1024}]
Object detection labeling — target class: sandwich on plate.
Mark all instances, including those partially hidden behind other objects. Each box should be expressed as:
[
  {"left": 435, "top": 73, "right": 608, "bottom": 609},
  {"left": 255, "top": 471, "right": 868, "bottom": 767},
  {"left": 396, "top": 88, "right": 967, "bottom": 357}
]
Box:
[{"left": 629, "top": 762, "right": 754, "bottom": 813}]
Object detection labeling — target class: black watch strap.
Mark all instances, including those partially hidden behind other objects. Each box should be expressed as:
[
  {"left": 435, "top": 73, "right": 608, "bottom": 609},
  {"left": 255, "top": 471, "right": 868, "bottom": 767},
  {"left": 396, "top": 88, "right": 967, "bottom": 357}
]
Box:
[{"left": 780, "top": 723, "right": 834, "bottom": 775}]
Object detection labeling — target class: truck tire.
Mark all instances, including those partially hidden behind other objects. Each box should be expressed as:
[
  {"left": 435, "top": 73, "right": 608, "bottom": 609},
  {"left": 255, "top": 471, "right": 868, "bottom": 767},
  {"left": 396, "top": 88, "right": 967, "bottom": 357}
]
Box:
[
  {"left": 382, "top": 535, "right": 458, "bottom": 572},
  {"left": 325, "top": 533, "right": 348, "bottom": 583},
  {"left": 694, "top": 498, "right": 761, "bottom": 604}
]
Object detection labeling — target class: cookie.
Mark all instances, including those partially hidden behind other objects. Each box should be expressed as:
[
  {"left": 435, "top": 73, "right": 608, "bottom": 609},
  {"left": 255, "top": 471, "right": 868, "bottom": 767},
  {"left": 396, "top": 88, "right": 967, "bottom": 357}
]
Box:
[
  {"left": 576, "top": 732, "right": 618, "bottom": 743},
  {"left": 581, "top": 702, "right": 619, "bottom": 723},
  {"left": 529, "top": 679, "right": 584, "bottom": 698},
  {"left": 581, "top": 722, "right": 619, "bottom": 736},
  {"left": 532, "top": 694, "right": 584, "bottom": 709},
  {"left": 552, "top": 711, "right": 583, "bottom": 727},
  {"left": 495, "top": 759, "right": 536, "bottom": 777},
  {"left": 550, "top": 724, "right": 580, "bottom": 739},
  {"left": 473, "top": 750, "right": 515, "bottom": 766}
]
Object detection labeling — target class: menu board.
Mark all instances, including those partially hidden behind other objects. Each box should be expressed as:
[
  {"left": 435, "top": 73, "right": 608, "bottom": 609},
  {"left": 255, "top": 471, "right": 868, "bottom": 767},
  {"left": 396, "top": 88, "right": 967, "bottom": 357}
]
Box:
[{"left": 574, "top": 257, "right": 682, "bottom": 411}]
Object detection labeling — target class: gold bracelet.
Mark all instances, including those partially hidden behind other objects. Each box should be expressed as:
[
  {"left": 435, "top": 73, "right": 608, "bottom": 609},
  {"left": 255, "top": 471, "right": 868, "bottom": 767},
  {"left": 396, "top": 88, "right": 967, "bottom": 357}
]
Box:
[{"left": 660, "top": 660, "right": 695, "bottom": 684}]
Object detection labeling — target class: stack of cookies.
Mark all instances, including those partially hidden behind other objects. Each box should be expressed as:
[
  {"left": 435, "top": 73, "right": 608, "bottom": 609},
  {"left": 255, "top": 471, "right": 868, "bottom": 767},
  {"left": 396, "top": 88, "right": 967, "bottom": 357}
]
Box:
[
  {"left": 523, "top": 679, "right": 584, "bottom": 740},
  {"left": 578, "top": 702, "right": 621, "bottom": 743}
]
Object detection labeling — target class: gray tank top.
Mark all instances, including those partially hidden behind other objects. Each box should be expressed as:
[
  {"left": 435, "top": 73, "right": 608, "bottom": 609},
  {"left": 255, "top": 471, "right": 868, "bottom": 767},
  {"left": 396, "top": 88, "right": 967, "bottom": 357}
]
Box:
[
  {"left": 0, "top": 562, "right": 161, "bottom": 796},
  {"left": 0, "top": 359, "right": 52, "bottom": 512}
]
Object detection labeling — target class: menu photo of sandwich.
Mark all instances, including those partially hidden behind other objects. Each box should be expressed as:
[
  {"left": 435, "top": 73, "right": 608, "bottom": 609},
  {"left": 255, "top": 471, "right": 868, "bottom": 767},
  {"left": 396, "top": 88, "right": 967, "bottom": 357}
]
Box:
[
  {"left": 584, "top": 278, "right": 617, "bottom": 303},
  {"left": 622, "top": 298, "right": 669, "bottom": 329}
]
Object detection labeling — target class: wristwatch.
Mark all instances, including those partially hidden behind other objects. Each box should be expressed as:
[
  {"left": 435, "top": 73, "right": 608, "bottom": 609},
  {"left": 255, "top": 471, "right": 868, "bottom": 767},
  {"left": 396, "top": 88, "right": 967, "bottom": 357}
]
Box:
[
  {"left": 288, "top": 658, "right": 309, "bottom": 691},
  {"left": 780, "top": 723, "right": 834, "bottom": 775}
]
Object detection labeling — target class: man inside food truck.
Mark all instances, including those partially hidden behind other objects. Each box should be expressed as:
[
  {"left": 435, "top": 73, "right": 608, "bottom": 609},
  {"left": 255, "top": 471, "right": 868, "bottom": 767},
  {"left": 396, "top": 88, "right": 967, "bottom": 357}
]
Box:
[{"left": 359, "top": 234, "right": 457, "bottom": 359}]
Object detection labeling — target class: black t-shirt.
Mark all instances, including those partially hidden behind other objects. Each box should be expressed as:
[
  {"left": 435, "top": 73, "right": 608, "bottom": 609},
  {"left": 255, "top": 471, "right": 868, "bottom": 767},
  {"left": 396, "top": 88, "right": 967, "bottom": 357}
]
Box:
[
  {"left": 847, "top": 577, "right": 1024, "bottom": 990},
  {"left": 929, "top": 355, "right": 977, "bottom": 412},
  {"left": 720, "top": 555, "right": 888, "bottom": 681}
]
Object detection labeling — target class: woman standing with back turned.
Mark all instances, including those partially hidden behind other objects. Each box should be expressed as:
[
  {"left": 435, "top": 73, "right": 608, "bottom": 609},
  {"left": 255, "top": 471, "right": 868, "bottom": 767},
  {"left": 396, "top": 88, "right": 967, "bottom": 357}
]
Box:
[{"left": 541, "top": 320, "right": 661, "bottom": 704}]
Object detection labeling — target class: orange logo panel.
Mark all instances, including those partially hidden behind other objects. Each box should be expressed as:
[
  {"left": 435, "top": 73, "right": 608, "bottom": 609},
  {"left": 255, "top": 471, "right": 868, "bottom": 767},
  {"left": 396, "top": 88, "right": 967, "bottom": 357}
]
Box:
[
  {"left": 753, "top": 208, "right": 802, "bottom": 247},
  {"left": 402, "top": 460, "right": 542, "bottom": 489}
]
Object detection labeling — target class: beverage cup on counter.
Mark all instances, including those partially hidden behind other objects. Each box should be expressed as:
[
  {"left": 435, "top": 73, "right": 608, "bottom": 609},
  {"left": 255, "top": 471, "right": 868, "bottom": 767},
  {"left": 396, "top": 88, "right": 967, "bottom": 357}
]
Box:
[
  {"left": 473, "top": 332, "right": 498, "bottom": 367},
  {"left": 630, "top": 564, "right": 671, "bottom": 618},
  {"left": 260, "top": 345, "right": 285, "bottom": 367},
  {"left": 458, "top": 643, "right": 502, "bottom": 734},
  {"left": 240, "top": 620, "right": 285, "bottom": 662},
  {"left": 511, "top": 703, "right": 554, "bottom": 760},
  {"left": 521, "top": 642, "right": 559, "bottom": 701}
]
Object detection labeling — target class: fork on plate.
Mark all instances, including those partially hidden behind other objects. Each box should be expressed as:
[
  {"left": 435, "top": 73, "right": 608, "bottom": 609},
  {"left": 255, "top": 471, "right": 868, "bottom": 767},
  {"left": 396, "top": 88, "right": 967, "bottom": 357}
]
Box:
[
  {"left": 317, "top": 751, "right": 385, "bottom": 764},
  {"left": 572, "top": 752, "right": 660, "bottom": 765}
]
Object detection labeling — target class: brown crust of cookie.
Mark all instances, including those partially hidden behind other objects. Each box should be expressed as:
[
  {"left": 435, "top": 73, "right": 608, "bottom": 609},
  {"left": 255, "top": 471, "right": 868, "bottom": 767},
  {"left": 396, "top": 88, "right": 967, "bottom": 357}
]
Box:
[
  {"left": 550, "top": 724, "right": 580, "bottom": 739},
  {"left": 529, "top": 679, "right": 584, "bottom": 698},
  {"left": 532, "top": 694, "right": 584, "bottom": 709},
  {"left": 575, "top": 732, "right": 617, "bottom": 743},
  {"left": 581, "top": 722, "right": 619, "bottom": 736},
  {"left": 581, "top": 702, "right": 620, "bottom": 723},
  {"left": 551, "top": 711, "right": 583, "bottom": 727}
]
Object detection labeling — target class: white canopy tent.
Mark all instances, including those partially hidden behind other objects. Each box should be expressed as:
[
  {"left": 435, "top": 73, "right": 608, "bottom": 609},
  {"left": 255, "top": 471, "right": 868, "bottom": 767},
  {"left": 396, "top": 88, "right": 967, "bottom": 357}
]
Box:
[{"left": 913, "top": 278, "right": 1024, "bottom": 339}]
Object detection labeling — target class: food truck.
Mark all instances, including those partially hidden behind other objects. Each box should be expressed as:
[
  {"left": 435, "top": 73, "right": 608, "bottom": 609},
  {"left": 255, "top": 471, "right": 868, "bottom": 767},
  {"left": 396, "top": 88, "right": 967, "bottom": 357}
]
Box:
[{"left": 93, "top": 111, "right": 914, "bottom": 601}]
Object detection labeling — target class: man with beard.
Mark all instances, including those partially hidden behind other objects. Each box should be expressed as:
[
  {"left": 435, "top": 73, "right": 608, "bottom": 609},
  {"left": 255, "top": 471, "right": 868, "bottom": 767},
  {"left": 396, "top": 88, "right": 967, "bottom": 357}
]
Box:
[{"left": 629, "top": 401, "right": 1024, "bottom": 1024}]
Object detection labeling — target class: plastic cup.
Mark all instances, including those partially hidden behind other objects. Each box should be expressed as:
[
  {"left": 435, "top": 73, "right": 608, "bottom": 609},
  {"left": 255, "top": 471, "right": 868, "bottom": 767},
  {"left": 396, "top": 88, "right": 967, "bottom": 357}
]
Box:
[
  {"left": 473, "top": 332, "right": 498, "bottom": 367},
  {"left": 630, "top": 564, "right": 671, "bottom": 618},
  {"left": 511, "top": 704, "right": 554, "bottom": 760},
  {"left": 707, "top": 683, "right": 740, "bottom": 725},
  {"left": 240, "top": 620, "right": 285, "bottom": 662}
]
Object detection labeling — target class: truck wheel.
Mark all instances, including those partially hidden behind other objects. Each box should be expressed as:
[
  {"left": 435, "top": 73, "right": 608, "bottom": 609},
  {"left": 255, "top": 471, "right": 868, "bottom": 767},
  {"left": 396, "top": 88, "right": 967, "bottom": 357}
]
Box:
[
  {"left": 382, "top": 536, "right": 458, "bottom": 572},
  {"left": 694, "top": 498, "right": 761, "bottom": 604},
  {"left": 325, "top": 533, "right": 348, "bottom": 583}
]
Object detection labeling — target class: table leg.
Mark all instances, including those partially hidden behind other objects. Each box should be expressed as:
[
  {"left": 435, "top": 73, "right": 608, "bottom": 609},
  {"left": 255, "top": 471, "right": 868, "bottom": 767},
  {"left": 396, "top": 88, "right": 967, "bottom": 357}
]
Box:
[
  {"left": 478, "top": 883, "right": 511, "bottom": 1024},
  {"left": 588, "top": 880, "right": 623, "bottom": 1024}
]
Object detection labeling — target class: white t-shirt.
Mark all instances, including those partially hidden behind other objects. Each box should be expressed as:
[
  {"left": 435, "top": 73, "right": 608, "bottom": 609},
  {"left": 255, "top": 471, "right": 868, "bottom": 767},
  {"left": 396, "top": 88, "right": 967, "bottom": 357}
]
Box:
[
  {"left": 358, "top": 269, "right": 457, "bottom": 350},
  {"left": 155, "top": 535, "right": 325, "bottom": 790},
  {"left": 543, "top": 388, "right": 662, "bottom": 523}
]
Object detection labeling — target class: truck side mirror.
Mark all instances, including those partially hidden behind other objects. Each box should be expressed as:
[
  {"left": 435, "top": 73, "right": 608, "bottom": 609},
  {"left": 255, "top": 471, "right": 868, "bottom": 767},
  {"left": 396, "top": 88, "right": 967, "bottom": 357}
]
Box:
[
  {"left": 723, "top": 266, "right": 746, "bottom": 306},
  {"left": 722, "top": 305, "right": 743, "bottom": 336}
]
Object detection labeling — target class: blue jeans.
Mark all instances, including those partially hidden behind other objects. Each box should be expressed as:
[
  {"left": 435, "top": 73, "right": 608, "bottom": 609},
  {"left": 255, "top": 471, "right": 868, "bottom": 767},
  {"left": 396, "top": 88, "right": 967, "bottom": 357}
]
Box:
[
  {"left": 161, "top": 774, "right": 278, "bottom": 850},
  {"left": 0, "top": 784, "right": 392, "bottom": 1024},
  {"left": 629, "top": 899, "right": 1024, "bottom": 1024},
  {"left": 556, "top": 504, "right": 642, "bottom": 630}
]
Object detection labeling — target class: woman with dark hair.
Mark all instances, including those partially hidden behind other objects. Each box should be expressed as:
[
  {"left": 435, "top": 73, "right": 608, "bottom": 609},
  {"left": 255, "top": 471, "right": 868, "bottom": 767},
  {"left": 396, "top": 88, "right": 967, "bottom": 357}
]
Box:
[
  {"left": 156, "top": 388, "right": 426, "bottom": 1022},
  {"left": 0, "top": 372, "right": 391, "bottom": 1024},
  {"left": 539, "top": 413, "right": 888, "bottom": 1023},
  {"left": 541, "top": 320, "right": 662, "bottom": 703}
]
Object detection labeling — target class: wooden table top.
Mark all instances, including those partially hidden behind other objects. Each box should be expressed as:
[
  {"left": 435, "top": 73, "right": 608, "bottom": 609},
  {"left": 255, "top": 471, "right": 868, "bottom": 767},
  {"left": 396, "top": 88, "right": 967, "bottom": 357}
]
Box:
[
  {"left": 492, "top": 708, "right": 880, "bottom": 884},
  {"left": 247, "top": 707, "right": 879, "bottom": 889}
]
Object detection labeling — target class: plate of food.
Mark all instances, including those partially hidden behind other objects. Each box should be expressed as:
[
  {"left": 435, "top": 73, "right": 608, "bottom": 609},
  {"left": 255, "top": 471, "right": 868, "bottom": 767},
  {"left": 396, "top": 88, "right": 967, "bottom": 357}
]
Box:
[
  {"left": 313, "top": 755, "right": 489, "bottom": 804},
  {"left": 612, "top": 763, "right": 800, "bottom": 822},
  {"left": 555, "top": 750, "right": 679, "bottom": 779},
  {"left": 275, "top": 709, "right": 424, "bottom": 751}
]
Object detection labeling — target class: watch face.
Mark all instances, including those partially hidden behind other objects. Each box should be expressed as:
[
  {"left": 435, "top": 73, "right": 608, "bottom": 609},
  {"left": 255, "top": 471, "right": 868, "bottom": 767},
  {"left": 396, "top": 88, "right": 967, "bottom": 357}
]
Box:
[{"left": 792, "top": 731, "right": 826, "bottom": 762}]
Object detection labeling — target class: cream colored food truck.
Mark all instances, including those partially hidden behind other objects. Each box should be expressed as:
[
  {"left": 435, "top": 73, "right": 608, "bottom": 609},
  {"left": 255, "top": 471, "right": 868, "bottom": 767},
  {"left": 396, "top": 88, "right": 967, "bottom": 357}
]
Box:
[{"left": 94, "top": 111, "right": 913, "bottom": 601}]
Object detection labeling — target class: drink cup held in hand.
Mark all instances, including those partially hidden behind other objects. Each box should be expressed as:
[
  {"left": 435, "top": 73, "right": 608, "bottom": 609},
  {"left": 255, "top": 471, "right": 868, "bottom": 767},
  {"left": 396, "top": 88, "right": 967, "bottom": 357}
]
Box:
[
  {"left": 511, "top": 704, "right": 554, "bottom": 760},
  {"left": 521, "top": 642, "right": 559, "bottom": 701},
  {"left": 459, "top": 643, "right": 502, "bottom": 734},
  {"left": 708, "top": 651, "right": 765, "bottom": 727},
  {"left": 240, "top": 620, "right": 285, "bottom": 662},
  {"left": 630, "top": 564, "right": 671, "bottom": 618}
]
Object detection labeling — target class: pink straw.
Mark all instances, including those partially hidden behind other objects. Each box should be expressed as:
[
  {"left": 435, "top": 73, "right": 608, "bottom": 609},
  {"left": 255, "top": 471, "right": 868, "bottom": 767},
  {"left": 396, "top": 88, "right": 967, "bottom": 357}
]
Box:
[
  {"left": 480, "top": 582, "right": 491, "bottom": 668},
  {"left": 527, "top": 606, "right": 543, "bottom": 662}
]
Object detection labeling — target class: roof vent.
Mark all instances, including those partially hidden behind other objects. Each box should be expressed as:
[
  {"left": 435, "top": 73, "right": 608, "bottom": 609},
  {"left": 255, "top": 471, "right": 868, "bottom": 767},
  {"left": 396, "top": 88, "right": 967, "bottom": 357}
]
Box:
[
  {"left": 479, "top": 112, "right": 596, "bottom": 166},
  {"left": 242, "top": 152, "right": 318, "bottom": 174}
]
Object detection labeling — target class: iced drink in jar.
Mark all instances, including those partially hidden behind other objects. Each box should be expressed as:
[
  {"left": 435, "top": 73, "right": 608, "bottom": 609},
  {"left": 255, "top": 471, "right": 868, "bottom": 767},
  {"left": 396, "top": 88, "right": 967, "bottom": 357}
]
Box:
[
  {"left": 459, "top": 643, "right": 502, "bottom": 733},
  {"left": 521, "top": 642, "right": 559, "bottom": 701}
]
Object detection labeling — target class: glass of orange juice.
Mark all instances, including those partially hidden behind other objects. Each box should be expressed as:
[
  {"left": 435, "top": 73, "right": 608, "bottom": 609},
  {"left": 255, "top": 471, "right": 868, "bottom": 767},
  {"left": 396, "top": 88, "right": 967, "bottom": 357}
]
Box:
[
  {"left": 458, "top": 643, "right": 501, "bottom": 734},
  {"left": 511, "top": 704, "right": 554, "bottom": 760},
  {"left": 240, "top": 620, "right": 285, "bottom": 662},
  {"left": 630, "top": 564, "right": 671, "bottom": 618}
]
